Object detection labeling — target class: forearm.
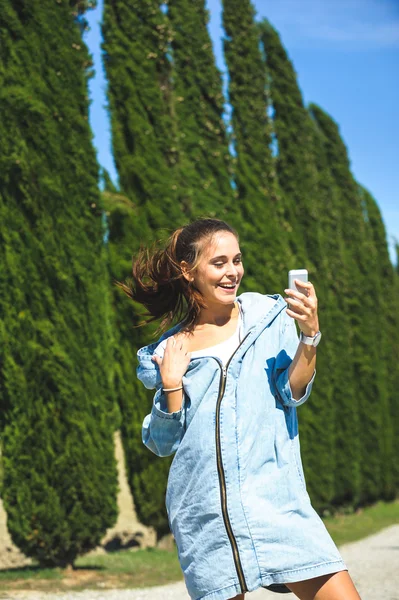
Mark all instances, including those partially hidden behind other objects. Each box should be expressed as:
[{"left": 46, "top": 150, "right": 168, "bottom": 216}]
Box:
[{"left": 288, "top": 341, "right": 317, "bottom": 401}]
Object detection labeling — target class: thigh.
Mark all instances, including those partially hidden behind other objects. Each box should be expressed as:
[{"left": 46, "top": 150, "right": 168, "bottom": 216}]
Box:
[{"left": 285, "top": 570, "right": 361, "bottom": 600}]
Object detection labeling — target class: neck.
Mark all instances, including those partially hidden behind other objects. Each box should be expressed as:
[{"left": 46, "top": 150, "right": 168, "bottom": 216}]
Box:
[{"left": 195, "top": 300, "right": 238, "bottom": 328}]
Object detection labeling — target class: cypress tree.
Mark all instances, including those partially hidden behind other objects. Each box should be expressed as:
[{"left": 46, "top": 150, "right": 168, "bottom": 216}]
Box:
[
  {"left": 259, "top": 19, "right": 397, "bottom": 507},
  {"left": 0, "top": 0, "right": 118, "bottom": 566},
  {"left": 101, "top": 0, "right": 186, "bottom": 538},
  {"left": 101, "top": 0, "right": 251, "bottom": 537},
  {"left": 257, "top": 19, "right": 342, "bottom": 509},
  {"left": 309, "top": 104, "right": 387, "bottom": 504},
  {"left": 221, "top": 0, "right": 294, "bottom": 293},
  {"left": 307, "top": 108, "right": 359, "bottom": 508},
  {"left": 100, "top": 186, "right": 174, "bottom": 537},
  {"left": 102, "top": 0, "right": 181, "bottom": 231},
  {"left": 357, "top": 184, "right": 398, "bottom": 498},
  {"left": 258, "top": 19, "right": 321, "bottom": 265},
  {"left": 167, "top": 0, "right": 236, "bottom": 219}
]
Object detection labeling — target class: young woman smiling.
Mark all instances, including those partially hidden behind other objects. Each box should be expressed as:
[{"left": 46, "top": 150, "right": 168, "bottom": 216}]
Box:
[{"left": 118, "top": 218, "right": 361, "bottom": 600}]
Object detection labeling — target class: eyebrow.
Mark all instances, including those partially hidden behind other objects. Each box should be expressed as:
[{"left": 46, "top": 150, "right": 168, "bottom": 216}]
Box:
[{"left": 210, "top": 253, "right": 242, "bottom": 261}]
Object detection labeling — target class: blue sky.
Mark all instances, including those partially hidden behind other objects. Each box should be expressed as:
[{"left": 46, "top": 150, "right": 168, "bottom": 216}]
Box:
[{"left": 84, "top": 0, "right": 399, "bottom": 265}]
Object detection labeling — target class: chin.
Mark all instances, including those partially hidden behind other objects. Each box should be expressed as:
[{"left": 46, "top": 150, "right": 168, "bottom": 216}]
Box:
[{"left": 214, "top": 287, "right": 240, "bottom": 301}]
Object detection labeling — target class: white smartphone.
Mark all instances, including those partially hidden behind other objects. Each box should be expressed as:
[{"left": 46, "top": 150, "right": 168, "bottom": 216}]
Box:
[{"left": 288, "top": 269, "right": 308, "bottom": 308}]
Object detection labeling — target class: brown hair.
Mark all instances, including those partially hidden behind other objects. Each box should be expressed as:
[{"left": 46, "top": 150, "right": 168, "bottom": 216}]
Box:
[{"left": 114, "top": 217, "right": 239, "bottom": 335}]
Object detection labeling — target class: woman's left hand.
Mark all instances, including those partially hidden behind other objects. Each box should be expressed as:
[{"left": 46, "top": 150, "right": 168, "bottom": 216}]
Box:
[{"left": 284, "top": 279, "right": 319, "bottom": 337}]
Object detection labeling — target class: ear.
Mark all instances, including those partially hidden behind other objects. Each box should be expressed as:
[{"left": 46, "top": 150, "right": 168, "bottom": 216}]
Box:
[{"left": 180, "top": 260, "right": 195, "bottom": 284}]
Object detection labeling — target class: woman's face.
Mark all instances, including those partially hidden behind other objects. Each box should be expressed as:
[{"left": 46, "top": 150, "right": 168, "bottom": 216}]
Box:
[{"left": 187, "top": 232, "right": 244, "bottom": 306}]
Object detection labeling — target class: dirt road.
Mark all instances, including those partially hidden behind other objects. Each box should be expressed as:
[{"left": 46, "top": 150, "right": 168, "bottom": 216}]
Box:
[{"left": 3, "top": 524, "right": 398, "bottom": 600}]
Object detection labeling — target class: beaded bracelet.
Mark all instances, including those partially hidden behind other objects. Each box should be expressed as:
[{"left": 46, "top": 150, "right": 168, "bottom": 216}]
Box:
[{"left": 163, "top": 385, "right": 183, "bottom": 392}]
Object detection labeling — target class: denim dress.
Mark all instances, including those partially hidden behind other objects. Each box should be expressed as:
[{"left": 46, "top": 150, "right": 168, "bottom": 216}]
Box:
[{"left": 138, "top": 293, "right": 347, "bottom": 600}]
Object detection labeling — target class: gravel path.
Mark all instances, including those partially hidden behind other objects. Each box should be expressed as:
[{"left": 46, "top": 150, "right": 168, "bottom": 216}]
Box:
[{"left": 3, "top": 524, "right": 399, "bottom": 600}]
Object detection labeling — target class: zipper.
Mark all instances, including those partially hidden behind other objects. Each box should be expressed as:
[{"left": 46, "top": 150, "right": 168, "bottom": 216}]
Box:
[
  {"left": 213, "top": 330, "right": 251, "bottom": 594},
  {"left": 182, "top": 299, "right": 280, "bottom": 590}
]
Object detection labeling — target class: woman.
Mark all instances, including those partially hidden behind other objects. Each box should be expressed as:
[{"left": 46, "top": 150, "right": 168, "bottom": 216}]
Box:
[{"left": 122, "top": 218, "right": 361, "bottom": 600}]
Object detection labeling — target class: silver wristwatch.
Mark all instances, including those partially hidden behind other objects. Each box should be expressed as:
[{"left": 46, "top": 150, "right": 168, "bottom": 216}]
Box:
[{"left": 299, "top": 330, "right": 322, "bottom": 347}]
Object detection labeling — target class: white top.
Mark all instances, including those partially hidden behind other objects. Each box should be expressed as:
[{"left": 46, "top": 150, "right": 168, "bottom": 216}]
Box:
[{"left": 154, "top": 303, "right": 243, "bottom": 367}]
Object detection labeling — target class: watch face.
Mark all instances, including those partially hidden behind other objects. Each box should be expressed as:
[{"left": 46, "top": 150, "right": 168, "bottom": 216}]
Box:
[{"left": 313, "top": 332, "right": 322, "bottom": 346}]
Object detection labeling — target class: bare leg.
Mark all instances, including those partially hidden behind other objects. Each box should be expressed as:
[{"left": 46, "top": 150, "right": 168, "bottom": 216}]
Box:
[{"left": 285, "top": 570, "right": 361, "bottom": 600}]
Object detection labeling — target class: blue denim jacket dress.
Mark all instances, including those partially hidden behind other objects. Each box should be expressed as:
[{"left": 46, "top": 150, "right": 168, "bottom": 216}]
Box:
[{"left": 138, "top": 293, "right": 347, "bottom": 600}]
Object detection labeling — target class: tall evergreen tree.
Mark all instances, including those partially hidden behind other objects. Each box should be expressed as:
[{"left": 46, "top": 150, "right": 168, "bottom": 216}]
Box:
[
  {"left": 258, "top": 20, "right": 321, "bottom": 265},
  {"left": 309, "top": 104, "right": 388, "bottom": 504},
  {"left": 100, "top": 187, "right": 173, "bottom": 537},
  {"left": 102, "top": 0, "right": 181, "bottom": 232},
  {"left": 167, "top": 0, "right": 236, "bottom": 219},
  {"left": 0, "top": 0, "right": 118, "bottom": 566},
  {"left": 307, "top": 108, "right": 359, "bottom": 507},
  {"left": 101, "top": 0, "right": 189, "bottom": 538},
  {"left": 301, "top": 111, "right": 360, "bottom": 510},
  {"left": 221, "top": 0, "right": 294, "bottom": 292},
  {"left": 357, "top": 184, "right": 398, "bottom": 497},
  {"left": 257, "top": 19, "right": 344, "bottom": 509}
]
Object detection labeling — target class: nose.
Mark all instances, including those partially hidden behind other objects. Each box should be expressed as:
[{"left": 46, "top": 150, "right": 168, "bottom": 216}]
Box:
[{"left": 226, "top": 262, "right": 239, "bottom": 280}]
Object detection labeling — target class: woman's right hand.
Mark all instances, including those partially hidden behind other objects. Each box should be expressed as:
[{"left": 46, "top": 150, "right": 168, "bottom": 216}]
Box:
[{"left": 151, "top": 334, "right": 191, "bottom": 389}]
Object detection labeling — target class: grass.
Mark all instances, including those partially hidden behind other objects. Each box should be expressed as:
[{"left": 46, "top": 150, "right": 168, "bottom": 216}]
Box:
[
  {"left": 0, "top": 546, "right": 183, "bottom": 594},
  {"left": 0, "top": 498, "right": 397, "bottom": 594},
  {"left": 323, "top": 498, "right": 399, "bottom": 546}
]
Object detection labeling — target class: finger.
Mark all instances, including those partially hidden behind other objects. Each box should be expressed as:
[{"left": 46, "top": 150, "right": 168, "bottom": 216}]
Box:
[
  {"left": 284, "top": 285, "right": 309, "bottom": 296},
  {"left": 294, "top": 279, "right": 314, "bottom": 297},
  {"left": 286, "top": 308, "right": 307, "bottom": 321},
  {"left": 172, "top": 337, "right": 184, "bottom": 351},
  {"left": 285, "top": 299, "right": 312, "bottom": 317},
  {"left": 294, "top": 279, "right": 313, "bottom": 289},
  {"left": 284, "top": 295, "right": 309, "bottom": 308}
]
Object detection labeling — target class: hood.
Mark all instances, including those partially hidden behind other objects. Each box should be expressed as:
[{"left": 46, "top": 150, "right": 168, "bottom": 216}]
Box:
[{"left": 136, "top": 292, "right": 286, "bottom": 390}]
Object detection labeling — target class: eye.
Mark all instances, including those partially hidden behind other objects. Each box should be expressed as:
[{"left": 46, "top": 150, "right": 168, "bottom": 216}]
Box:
[{"left": 214, "top": 258, "right": 242, "bottom": 267}]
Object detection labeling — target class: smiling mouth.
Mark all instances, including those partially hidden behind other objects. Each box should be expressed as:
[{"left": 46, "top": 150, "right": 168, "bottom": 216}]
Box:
[{"left": 217, "top": 282, "right": 237, "bottom": 289}]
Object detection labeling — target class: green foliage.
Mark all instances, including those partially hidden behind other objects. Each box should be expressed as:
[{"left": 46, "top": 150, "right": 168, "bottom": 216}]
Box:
[
  {"left": 258, "top": 19, "right": 336, "bottom": 505},
  {"left": 101, "top": 0, "right": 244, "bottom": 538},
  {"left": 101, "top": 0, "right": 399, "bottom": 534},
  {"left": 357, "top": 184, "right": 398, "bottom": 496},
  {"left": 309, "top": 103, "right": 398, "bottom": 503},
  {"left": 2, "top": 0, "right": 396, "bottom": 557},
  {"left": 221, "top": 0, "right": 293, "bottom": 290},
  {"left": 0, "top": 0, "right": 118, "bottom": 566},
  {"left": 258, "top": 19, "right": 320, "bottom": 265},
  {"left": 101, "top": 0, "right": 181, "bottom": 539},
  {"left": 168, "top": 0, "right": 235, "bottom": 218}
]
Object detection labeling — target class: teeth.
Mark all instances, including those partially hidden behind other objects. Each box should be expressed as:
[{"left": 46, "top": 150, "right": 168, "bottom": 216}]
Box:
[{"left": 219, "top": 283, "right": 235, "bottom": 288}]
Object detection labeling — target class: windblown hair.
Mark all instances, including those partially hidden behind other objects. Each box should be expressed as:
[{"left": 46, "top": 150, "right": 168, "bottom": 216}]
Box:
[{"left": 115, "top": 217, "right": 239, "bottom": 335}]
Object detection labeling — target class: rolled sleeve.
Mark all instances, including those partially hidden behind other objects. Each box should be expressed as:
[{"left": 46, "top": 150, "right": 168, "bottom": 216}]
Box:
[
  {"left": 142, "top": 387, "right": 187, "bottom": 457},
  {"left": 273, "top": 305, "right": 316, "bottom": 408},
  {"left": 276, "top": 367, "right": 316, "bottom": 407}
]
